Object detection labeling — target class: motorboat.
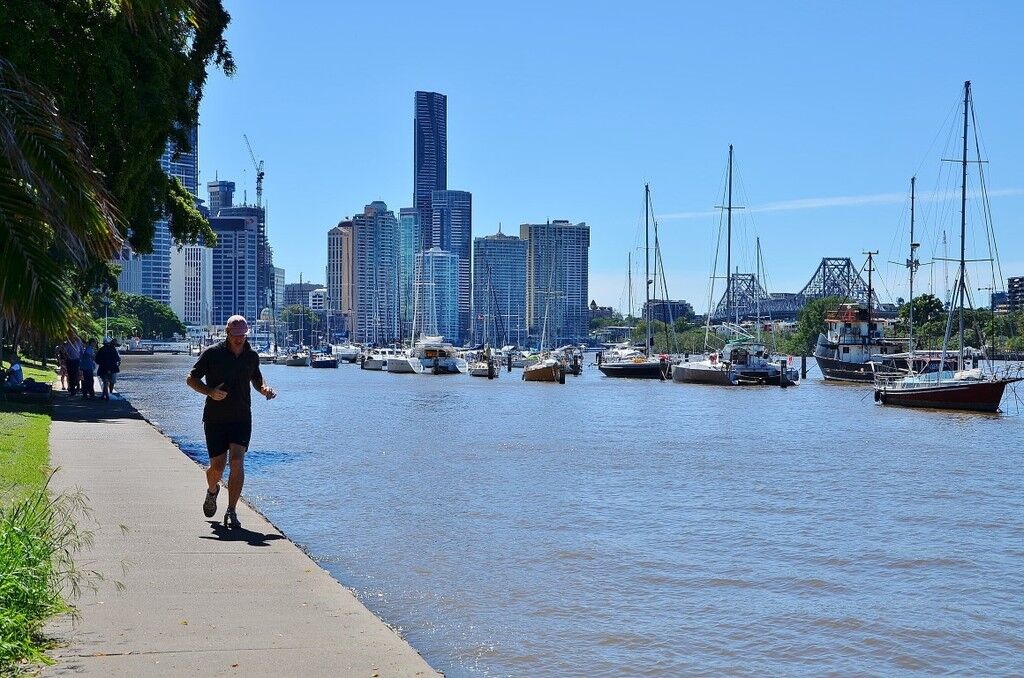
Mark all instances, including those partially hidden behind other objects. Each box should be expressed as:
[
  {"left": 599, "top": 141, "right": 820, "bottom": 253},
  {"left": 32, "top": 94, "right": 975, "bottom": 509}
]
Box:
[
  {"left": 311, "top": 353, "right": 338, "bottom": 368},
  {"left": 332, "top": 343, "right": 361, "bottom": 364},
  {"left": 413, "top": 336, "right": 468, "bottom": 374},
  {"left": 671, "top": 356, "right": 738, "bottom": 385},
  {"left": 360, "top": 348, "right": 394, "bottom": 371},
  {"left": 383, "top": 350, "right": 424, "bottom": 374},
  {"left": 284, "top": 351, "right": 311, "bottom": 367}
]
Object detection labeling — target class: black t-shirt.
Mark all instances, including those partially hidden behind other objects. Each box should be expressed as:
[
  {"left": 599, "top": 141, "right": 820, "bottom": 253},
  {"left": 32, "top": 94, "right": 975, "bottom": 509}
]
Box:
[{"left": 189, "top": 341, "right": 263, "bottom": 423}]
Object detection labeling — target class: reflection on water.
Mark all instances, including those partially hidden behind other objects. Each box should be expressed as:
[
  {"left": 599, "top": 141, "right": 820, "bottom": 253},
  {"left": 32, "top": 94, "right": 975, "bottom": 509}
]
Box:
[{"left": 119, "top": 355, "right": 1024, "bottom": 676}]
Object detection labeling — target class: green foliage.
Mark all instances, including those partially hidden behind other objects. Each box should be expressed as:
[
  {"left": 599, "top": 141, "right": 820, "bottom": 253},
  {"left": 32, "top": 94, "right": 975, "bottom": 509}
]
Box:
[
  {"left": 0, "top": 408, "right": 50, "bottom": 502},
  {"left": 0, "top": 484, "right": 95, "bottom": 672},
  {"left": 106, "top": 293, "right": 184, "bottom": 339},
  {"left": 786, "top": 296, "right": 846, "bottom": 355},
  {"left": 589, "top": 312, "right": 625, "bottom": 331},
  {"left": 281, "top": 305, "right": 317, "bottom": 346},
  {"left": 0, "top": 0, "right": 233, "bottom": 252}
]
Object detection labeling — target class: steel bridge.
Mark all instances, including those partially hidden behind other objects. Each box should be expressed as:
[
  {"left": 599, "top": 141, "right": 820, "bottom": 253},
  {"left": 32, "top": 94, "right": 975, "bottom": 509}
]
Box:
[{"left": 710, "top": 257, "right": 881, "bottom": 321}]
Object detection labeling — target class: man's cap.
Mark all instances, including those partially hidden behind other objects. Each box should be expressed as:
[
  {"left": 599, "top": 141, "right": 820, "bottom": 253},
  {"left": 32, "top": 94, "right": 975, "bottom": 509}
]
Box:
[{"left": 226, "top": 315, "right": 249, "bottom": 336}]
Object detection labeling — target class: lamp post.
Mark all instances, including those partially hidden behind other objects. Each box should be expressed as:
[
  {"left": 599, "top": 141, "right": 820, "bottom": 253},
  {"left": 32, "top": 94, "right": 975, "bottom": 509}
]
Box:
[{"left": 101, "top": 285, "right": 112, "bottom": 340}]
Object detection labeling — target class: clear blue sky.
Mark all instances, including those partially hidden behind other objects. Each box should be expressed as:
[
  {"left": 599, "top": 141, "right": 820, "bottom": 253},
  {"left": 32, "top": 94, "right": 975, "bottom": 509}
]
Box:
[{"left": 198, "top": 0, "right": 1024, "bottom": 313}]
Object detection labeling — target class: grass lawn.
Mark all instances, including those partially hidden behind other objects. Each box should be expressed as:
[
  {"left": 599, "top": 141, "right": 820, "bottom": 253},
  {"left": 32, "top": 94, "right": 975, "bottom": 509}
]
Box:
[{"left": 0, "top": 359, "right": 54, "bottom": 500}]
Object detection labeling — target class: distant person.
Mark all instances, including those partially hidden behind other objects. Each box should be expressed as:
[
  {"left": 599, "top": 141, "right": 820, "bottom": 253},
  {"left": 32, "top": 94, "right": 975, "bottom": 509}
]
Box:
[
  {"left": 80, "top": 338, "right": 97, "bottom": 399},
  {"left": 96, "top": 338, "right": 120, "bottom": 400},
  {"left": 64, "top": 335, "right": 83, "bottom": 395},
  {"left": 3, "top": 351, "right": 24, "bottom": 390},
  {"left": 186, "top": 316, "right": 276, "bottom": 529},
  {"left": 55, "top": 343, "right": 67, "bottom": 389}
]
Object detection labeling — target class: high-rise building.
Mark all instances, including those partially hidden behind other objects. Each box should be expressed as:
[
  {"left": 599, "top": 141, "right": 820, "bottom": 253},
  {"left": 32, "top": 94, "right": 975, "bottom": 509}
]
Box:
[
  {"left": 206, "top": 180, "right": 235, "bottom": 215},
  {"left": 216, "top": 203, "right": 272, "bottom": 313},
  {"left": 415, "top": 248, "right": 459, "bottom": 342},
  {"left": 643, "top": 299, "right": 694, "bottom": 324},
  {"left": 398, "top": 208, "right": 419, "bottom": 338},
  {"left": 170, "top": 244, "right": 213, "bottom": 328},
  {"left": 273, "top": 267, "right": 286, "bottom": 312},
  {"left": 133, "top": 127, "right": 199, "bottom": 305},
  {"left": 209, "top": 216, "right": 258, "bottom": 327},
  {"left": 327, "top": 220, "right": 354, "bottom": 328},
  {"left": 473, "top": 230, "right": 527, "bottom": 346},
  {"left": 521, "top": 220, "right": 590, "bottom": 346},
  {"left": 115, "top": 245, "right": 141, "bottom": 295},
  {"left": 414, "top": 91, "right": 447, "bottom": 233},
  {"left": 309, "top": 288, "right": 328, "bottom": 312},
  {"left": 430, "top": 190, "right": 472, "bottom": 343},
  {"left": 352, "top": 201, "right": 399, "bottom": 345},
  {"left": 1008, "top": 276, "right": 1024, "bottom": 313},
  {"left": 284, "top": 281, "right": 323, "bottom": 307}
]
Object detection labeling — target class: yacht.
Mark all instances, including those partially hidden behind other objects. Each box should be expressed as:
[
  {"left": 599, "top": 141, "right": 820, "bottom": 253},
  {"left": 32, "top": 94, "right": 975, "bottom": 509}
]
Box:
[
  {"left": 383, "top": 350, "right": 424, "bottom": 374},
  {"left": 414, "top": 336, "right": 468, "bottom": 374},
  {"left": 332, "top": 343, "right": 361, "bottom": 364}
]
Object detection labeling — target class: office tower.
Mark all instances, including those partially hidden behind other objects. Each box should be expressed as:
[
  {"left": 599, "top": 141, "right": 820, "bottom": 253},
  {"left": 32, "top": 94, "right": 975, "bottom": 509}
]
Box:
[
  {"left": 133, "top": 126, "right": 198, "bottom": 305},
  {"left": 414, "top": 91, "right": 447, "bottom": 233},
  {"left": 216, "top": 202, "right": 272, "bottom": 313},
  {"left": 520, "top": 220, "right": 590, "bottom": 345},
  {"left": 170, "top": 244, "right": 213, "bottom": 327},
  {"left": 327, "top": 220, "right": 354, "bottom": 332},
  {"left": 273, "top": 266, "right": 285, "bottom": 310},
  {"left": 415, "top": 248, "right": 459, "bottom": 343},
  {"left": 209, "top": 216, "right": 258, "bottom": 327},
  {"left": 473, "top": 230, "right": 527, "bottom": 346},
  {"left": 398, "top": 208, "right": 419, "bottom": 338},
  {"left": 284, "top": 281, "right": 323, "bottom": 307},
  {"left": 207, "top": 180, "right": 235, "bottom": 215},
  {"left": 352, "top": 201, "right": 399, "bottom": 345},
  {"left": 429, "top": 190, "right": 471, "bottom": 343},
  {"left": 308, "top": 288, "right": 328, "bottom": 312},
  {"left": 115, "top": 245, "right": 141, "bottom": 295},
  {"left": 1008, "top": 276, "right": 1024, "bottom": 313}
]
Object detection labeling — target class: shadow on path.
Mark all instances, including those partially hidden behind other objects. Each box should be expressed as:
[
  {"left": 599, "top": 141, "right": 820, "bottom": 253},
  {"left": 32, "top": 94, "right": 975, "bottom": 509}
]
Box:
[
  {"left": 50, "top": 390, "right": 144, "bottom": 423},
  {"left": 201, "top": 520, "right": 286, "bottom": 547}
]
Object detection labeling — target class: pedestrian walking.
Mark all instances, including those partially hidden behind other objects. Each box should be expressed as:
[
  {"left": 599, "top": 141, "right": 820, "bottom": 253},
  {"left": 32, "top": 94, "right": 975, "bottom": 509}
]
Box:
[
  {"left": 96, "top": 338, "right": 120, "bottom": 400},
  {"left": 186, "top": 316, "right": 276, "bottom": 529},
  {"left": 64, "top": 335, "right": 83, "bottom": 395},
  {"left": 55, "top": 344, "right": 67, "bottom": 389},
  {"left": 80, "top": 338, "right": 97, "bottom": 399}
]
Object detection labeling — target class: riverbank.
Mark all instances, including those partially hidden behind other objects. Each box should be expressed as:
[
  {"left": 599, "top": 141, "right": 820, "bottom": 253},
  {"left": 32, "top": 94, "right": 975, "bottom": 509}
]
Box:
[{"left": 41, "top": 388, "right": 439, "bottom": 676}]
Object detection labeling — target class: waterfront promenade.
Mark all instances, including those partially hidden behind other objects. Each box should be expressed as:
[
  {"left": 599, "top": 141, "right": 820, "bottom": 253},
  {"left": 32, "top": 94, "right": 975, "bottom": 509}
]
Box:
[{"left": 42, "top": 390, "right": 438, "bottom": 677}]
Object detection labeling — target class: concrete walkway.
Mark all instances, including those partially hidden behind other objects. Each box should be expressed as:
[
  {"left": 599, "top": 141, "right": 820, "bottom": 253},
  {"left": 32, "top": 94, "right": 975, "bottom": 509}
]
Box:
[{"left": 43, "top": 391, "right": 440, "bottom": 677}]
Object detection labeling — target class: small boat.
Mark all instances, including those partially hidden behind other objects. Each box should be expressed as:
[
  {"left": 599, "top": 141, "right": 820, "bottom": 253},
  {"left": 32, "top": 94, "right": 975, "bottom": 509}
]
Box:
[
  {"left": 311, "top": 354, "right": 338, "bottom": 368},
  {"left": 671, "top": 355, "right": 738, "bottom": 385},
  {"left": 332, "top": 343, "right": 361, "bottom": 364},
  {"left": 383, "top": 350, "right": 424, "bottom": 374},
  {"left": 522, "top": 355, "right": 564, "bottom": 383},
  {"left": 598, "top": 352, "right": 670, "bottom": 379},
  {"left": 414, "top": 336, "right": 468, "bottom": 374},
  {"left": 468, "top": 358, "right": 500, "bottom": 378},
  {"left": 284, "top": 351, "right": 311, "bottom": 367},
  {"left": 361, "top": 348, "right": 393, "bottom": 371}
]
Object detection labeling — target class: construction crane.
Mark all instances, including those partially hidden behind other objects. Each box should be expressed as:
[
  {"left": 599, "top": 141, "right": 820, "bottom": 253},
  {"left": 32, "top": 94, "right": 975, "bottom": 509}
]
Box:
[{"left": 243, "top": 134, "right": 265, "bottom": 210}]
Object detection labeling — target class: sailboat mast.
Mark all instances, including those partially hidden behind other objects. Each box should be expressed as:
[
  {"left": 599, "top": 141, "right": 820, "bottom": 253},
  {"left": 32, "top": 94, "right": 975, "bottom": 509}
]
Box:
[
  {"left": 726, "top": 145, "right": 734, "bottom": 323},
  {"left": 645, "top": 183, "right": 651, "bottom": 354},
  {"left": 909, "top": 176, "right": 917, "bottom": 357},
  {"left": 958, "top": 80, "right": 970, "bottom": 369},
  {"left": 627, "top": 252, "right": 632, "bottom": 321},
  {"left": 755, "top": 237, "right": 762, "bottom": 342}
]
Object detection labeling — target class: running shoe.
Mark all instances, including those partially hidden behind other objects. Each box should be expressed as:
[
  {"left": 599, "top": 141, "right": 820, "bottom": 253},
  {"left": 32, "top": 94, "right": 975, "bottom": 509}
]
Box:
[
  {"left": 202, "top": 486, "right": 219, "bottom": 518},
  {"left": 224, "top": 508, "right": 241, "bottom": 529}
]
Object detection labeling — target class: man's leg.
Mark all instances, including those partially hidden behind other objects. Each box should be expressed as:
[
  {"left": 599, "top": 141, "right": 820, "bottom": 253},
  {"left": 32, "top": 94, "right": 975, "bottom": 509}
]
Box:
[
  {"left": 226, "top": 444, "right": 246, "bottom": 509},
  {"left": 207, "top": 453, "right": 227, "bottom": 493}
]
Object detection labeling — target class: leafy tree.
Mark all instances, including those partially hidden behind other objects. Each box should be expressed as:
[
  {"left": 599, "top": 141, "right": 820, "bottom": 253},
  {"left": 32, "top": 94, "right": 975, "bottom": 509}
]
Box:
[
  {"left": 786, "top": 296, "right": 846, "bottom": 355},
  {"left": 0, "top": 0, "right": 234, "bottom": 253},
  {"left": 104, "top": 292, "right": 184, "bottom": 338},
  {"left": 281, "top": 305, "right": 317, "bottom": 347},
  {"left": 897, "top": 293, "right": 945, "bottom": 327}
]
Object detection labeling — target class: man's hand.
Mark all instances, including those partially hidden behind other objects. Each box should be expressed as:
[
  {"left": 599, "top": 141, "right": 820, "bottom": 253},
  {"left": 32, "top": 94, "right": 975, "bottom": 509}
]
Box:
[
  {"left": 260, "top": 384, "right": 276, "bottom": 401},
  {"left": 209, "top": 383, "right": 228, "bottom": 401}
]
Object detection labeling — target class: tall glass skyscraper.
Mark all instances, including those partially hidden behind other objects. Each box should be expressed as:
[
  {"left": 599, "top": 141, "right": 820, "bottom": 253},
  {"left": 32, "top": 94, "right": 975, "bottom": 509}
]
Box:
[
  {"left": 352, "top": 202, "right": 399, "bottom": 345},
  {"left": 414, "top": 91, "right": 447, "bottom": 233},
  {"left": 473, "top": 231, "right": 527, "bottom": 346},
  {"left": 521, "top": 220, "right": 590, "bottom": 346},
  {"left": 210, "top": 216, "right": 258, "bottom": 327},
  {"left": 398, "top": 208, "right": 419, "bottom": 339},
  {"left": 135, "top": 127, "right": 199, "bottom": 304},
  {"left": 206, "top": 180, "right": 235, "bottom": 216},
  {"left": 415, "top": 248, "right": 459, "bottom": 343},
  {"left": 430, "top": 190, "right": 471, "bottom": 343}
]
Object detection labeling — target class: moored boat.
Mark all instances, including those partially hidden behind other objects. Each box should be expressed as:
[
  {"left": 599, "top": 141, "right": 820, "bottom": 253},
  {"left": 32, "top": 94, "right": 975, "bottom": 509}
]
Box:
[
  {"left": 311, "top": 353, "right": 338, "bottom": 368},
  {"left": 522, "top": 356, "right": 564, "bottom": 383},
  {"left": 284, "top": 351, "right": 311, "bottom": 367}
]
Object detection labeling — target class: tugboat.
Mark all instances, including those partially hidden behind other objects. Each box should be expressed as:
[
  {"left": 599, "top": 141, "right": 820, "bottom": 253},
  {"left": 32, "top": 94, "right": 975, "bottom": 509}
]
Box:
[{"left": 813, "top": 253, "right": 904, "bottom": 382}]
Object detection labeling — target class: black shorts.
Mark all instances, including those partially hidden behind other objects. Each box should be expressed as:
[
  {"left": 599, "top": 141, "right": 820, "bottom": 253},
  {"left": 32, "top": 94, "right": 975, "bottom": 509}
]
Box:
[{"left": 203, "top": 419, "right": 252, "bottom": 458}]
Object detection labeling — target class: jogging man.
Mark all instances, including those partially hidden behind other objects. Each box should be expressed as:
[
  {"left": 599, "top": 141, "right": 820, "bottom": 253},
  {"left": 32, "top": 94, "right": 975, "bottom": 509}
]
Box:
[{"left": 186, "top": 316, "right": 275, "bottom": 528}]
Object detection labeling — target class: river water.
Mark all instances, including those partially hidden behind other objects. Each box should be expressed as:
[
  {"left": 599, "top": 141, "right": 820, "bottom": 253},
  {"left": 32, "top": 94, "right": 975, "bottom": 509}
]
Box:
[{"left": 116, "top": 355, "right": 1024, "bottom": 676}]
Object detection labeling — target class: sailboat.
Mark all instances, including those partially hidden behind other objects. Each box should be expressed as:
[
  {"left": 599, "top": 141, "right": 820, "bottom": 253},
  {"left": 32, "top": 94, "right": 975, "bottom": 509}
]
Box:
[
  {"left": 599, "top": 183, "right": 672, "bottom": 379},
  {"left": 874, "top": 82, "right": 1021, "bottom": 412},
  {"left": 672, "top": 145, "right": 797, "bottom": 386},
  {"left": 523, "top": 241, "right": 566, "bottom": 383}
]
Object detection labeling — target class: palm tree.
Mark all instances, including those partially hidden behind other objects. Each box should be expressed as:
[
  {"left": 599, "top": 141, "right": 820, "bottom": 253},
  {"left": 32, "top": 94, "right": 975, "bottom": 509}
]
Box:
[{"left": 0, "top": 57, "right": 124, "bottom": 345}]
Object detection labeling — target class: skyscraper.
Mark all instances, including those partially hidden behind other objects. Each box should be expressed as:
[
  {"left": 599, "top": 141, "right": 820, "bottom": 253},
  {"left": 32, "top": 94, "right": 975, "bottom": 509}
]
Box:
[
  {"left": 169, "top": 244, "right": 213, "bottom": 328},
  {"left": 430, "top": 190, "right": 472, "bottom": 343},
  {"left": 521, "top": 220, "right": 590, "bottom": 346},
  {"left": 206, "top": 180, "right": 235, "bottom": 215},
  {"left": 209, "top": 216, "right": 258, "bottom": 327},
  {"left": 136, "top": 127, "right": 199, "bottom": 305},
  {"left": 352, "top": 202, "right": 399, "bottom": 344},
  {"left": 398, "top": 208, "right": 419, "bottom": 338},
  {"left": 415, "top": 248, "right": 459, "bottom": 343},
  {"left": 414, "top": 91, "right": 447, "bottom": 233},
  {"left": 473, "top": 230, "right": 527, "bottom": 346},
  {"left": 216, "top": 202, "right": 272, "bottom": 313},
  {"left": 327, "top": 220, "right": 354, "bottom": 336}
]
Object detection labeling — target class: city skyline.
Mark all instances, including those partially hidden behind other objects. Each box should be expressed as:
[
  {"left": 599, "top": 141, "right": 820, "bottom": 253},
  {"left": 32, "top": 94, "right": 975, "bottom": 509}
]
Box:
[{"left": 196, "top": 2, "right": 1024, "bottom": 314}]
